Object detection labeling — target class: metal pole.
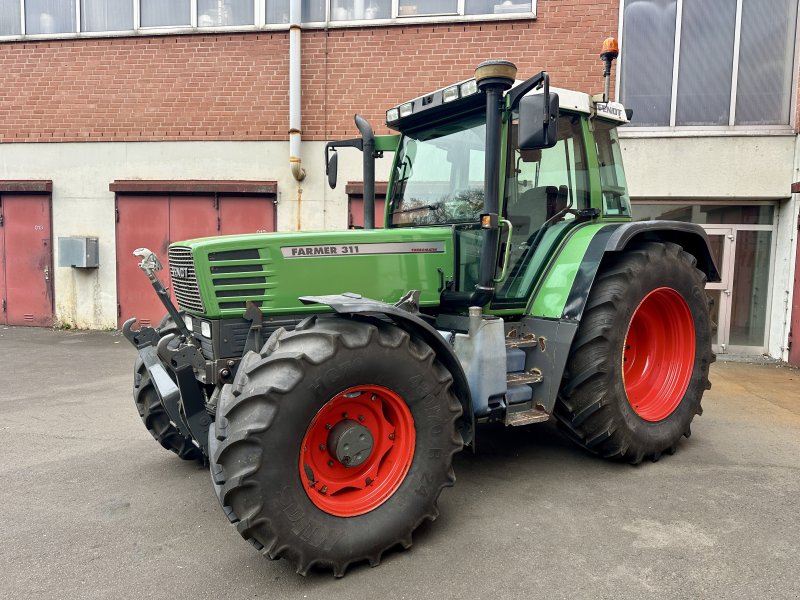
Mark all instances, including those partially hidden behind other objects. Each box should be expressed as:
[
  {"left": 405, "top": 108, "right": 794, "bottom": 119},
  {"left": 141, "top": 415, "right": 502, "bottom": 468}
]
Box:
[
  {"left": 289, "top": 0, "right": 305, "bottom": 181},
  {"left": 354, "top": 114, "right": 375, "bottom": 229}
]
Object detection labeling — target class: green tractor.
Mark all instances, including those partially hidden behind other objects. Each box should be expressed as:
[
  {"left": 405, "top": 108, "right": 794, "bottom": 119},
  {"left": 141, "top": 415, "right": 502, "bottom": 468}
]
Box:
[{"left": 124, "top": 46, "right": 717, "bottom": 576}]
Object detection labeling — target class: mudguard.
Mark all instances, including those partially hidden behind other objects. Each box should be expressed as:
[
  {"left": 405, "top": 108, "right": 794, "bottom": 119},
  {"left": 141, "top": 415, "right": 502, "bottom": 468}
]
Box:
[
  {"left": 300, "top": 293, "right": 475, "bottom": 446},
  {"left": 563, "top": 220, "right": 720, "bottom": 321},
  {"left": 529, "top": 220, "right": 720, "bottom": 413}
]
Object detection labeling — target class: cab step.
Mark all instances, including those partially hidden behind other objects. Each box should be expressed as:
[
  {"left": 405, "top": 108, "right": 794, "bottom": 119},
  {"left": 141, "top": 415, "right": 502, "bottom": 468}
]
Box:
[
  {"left": 506, "top": 370, "right": 544, "bottom": 386},
  {"left": 504, "top": 400, "right": 550, "bottom": 427}
]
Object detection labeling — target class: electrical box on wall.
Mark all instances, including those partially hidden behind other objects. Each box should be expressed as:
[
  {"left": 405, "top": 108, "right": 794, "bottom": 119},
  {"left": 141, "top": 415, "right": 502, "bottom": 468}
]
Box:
[{"left": 58, "top": 237, "right": 99, "bottom": 268}]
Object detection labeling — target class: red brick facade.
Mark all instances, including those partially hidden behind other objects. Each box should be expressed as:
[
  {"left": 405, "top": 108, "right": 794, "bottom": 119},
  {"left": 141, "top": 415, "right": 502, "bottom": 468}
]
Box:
[{"left": 0, "top": 1, "right": 619, "bottom": 143}]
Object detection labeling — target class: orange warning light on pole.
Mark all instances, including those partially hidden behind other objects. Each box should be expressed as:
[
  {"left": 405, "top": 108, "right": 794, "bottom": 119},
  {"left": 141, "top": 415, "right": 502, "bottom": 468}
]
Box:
[{"left": 601, "top": 37, "right": 619, "bottom": 60}]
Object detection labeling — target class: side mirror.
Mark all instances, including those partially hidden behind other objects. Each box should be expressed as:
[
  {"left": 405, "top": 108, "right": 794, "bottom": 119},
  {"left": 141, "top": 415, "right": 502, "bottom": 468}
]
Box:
[
  {"left": 327, "top": 150, "right": 338, "bottom": 189},
  {"left": 518, "top": 92, "right": 559, "bottom": 151}
]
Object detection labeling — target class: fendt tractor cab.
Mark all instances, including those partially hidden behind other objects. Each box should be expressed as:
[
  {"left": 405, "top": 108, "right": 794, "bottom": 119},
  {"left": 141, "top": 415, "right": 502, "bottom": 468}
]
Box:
[{"left": 124, "top": 40, "right": 718, "bottom": 576}]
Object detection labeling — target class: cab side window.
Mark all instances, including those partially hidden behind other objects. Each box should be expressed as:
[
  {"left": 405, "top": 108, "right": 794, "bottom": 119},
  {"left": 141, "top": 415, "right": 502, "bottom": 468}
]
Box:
[{"left": 496, "top": 114, "right": 589, "bottom": 301}]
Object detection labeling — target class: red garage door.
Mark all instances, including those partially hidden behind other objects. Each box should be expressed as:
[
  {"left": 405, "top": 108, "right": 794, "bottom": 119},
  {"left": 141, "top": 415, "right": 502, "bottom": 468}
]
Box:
[
  {"left": 113, "top": 181, "right": 277, "bottom": 328},
  {"left": 346, "top": 181, "right": 387, "bottom": 229},
  {"left": 0, "top": 187, "right": 54, "bottom": 327}
]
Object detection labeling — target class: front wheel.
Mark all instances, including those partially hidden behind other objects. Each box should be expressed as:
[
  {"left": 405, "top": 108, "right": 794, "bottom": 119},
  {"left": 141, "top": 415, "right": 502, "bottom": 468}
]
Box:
[
  {"left": 555, "top": 241, "right": 714, "bottom": 464},
  {"left": 209, "top": 315, "right": 462, "bottom": 576},
  {"left": 133, "top": 314, "right": 203, "bottom": 462}
]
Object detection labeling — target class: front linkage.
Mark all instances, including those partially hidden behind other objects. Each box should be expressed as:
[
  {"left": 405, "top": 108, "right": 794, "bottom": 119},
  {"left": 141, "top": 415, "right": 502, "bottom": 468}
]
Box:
[{"left": 122, "top": 248, "right": 212, "bottom": 456}]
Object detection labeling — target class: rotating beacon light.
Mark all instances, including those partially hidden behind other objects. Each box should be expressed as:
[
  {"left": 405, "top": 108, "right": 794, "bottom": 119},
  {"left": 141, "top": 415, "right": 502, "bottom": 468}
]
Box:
[{"left": 600, "top": 37, "right": 619, "bottom": 103}]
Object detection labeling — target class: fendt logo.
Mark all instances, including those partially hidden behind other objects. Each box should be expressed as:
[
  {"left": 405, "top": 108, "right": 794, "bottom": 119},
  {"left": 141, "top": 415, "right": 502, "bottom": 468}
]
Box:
[{"left": 170, "top": 266, "right": 189, "bottom": 279}]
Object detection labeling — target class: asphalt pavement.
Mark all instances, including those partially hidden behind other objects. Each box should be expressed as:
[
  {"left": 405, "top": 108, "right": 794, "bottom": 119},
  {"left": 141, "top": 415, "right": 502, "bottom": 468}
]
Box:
[{"left": 0, "top": 326, "right": 798, "bottom": 599}]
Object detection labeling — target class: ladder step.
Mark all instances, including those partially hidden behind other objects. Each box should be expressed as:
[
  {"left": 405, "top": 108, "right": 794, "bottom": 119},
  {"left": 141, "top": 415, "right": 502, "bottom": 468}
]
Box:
[
  {"left": 506, "top": 370, "right": 543, "bottom": 386},
  {"left": 505, "top": 330, "right": 539, "bottom": 349},
  {"left": 505, "top": 338, "right": 540, "bottom": 349},
  {"left": 505, "top": 406, "right": 550, "bottom": 427}
]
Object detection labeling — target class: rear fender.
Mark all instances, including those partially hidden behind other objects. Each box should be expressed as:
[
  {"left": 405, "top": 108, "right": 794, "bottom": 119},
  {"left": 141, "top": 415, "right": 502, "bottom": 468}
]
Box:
[
  {"left": 300, "top": 293, "right": 475, "bottom": 446},
  {"left": 534, "top": 221, "right": 719, "bottom": 412},
  {"left": 563, "top": 221, "right": 719, "bottom": 321}
]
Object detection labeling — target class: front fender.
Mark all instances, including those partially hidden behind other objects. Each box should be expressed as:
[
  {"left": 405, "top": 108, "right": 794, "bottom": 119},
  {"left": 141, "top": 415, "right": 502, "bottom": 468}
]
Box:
[{"left": 300, "top": 293, "right": 475, "bottom": 446}]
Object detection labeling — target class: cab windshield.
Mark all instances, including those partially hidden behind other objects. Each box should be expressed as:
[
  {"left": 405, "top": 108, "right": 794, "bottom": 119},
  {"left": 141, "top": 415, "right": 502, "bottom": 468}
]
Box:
[{"left": 389, "top": 112, "right": 485, "bottom": 227}]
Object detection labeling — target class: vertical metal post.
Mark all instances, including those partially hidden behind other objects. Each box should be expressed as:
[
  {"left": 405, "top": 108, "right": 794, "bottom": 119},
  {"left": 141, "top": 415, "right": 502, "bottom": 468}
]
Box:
[
  {"left": 354, "top": 114, "right": 376, "bottom": 229},
  {"left": 473, "top": 60, "right": 517, "bottom": 296}
]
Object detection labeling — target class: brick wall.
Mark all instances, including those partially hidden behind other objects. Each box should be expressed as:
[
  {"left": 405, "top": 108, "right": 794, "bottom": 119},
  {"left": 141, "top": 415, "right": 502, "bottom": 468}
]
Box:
[{"left": 0, "top": 0, "right": 619, "bottom": 143}]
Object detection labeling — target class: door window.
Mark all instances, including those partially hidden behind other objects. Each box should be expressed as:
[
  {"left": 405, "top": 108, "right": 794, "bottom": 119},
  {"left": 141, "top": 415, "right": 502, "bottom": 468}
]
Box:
[{"left": 495, "top": 113, "right": 589, "bottom": 302}]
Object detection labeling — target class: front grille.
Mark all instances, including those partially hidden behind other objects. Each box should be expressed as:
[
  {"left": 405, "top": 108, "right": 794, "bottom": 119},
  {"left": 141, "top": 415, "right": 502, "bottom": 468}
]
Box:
[
  {"left": 168, "top": 246, "right": 205, "bottom": 312},
  {"left": 209, "top": 249, "right": 269, "bottom": 310}
]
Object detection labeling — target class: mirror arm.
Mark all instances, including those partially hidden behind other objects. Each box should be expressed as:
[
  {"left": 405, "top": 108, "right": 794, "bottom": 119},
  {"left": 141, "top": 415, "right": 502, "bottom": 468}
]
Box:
[
  {"left": 325, "top": 137, "right": 363, "bottom": 176},
  {"left": 506, "top": 70, "right": 549, "bottom": 112}
]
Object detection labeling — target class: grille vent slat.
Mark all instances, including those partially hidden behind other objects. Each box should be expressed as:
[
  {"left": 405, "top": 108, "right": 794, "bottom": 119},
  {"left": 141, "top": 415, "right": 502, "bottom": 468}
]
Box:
[
  {"left": 209, "top": 249, "right": 268, "bottom": 309},
  {"left": 168, "top": 246, "right": 205, "bottom": 312}
]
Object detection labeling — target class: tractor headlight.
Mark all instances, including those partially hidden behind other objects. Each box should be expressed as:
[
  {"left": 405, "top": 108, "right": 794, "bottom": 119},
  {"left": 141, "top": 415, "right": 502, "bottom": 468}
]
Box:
[
  {"left": 399, "top": 102, "right": 413, "bottom": 118},
  {"left": 200, "top": 320, "right": 212, "bottom": 339},
  {"left": 386, "top": 107, "right": 399, "bottom": 123},
  {"left": 183, "top": 314, "right": 193, "bottom": 332},
  {"left": 442, "top": 85, "right": 459, "bottom": 103},
  {"left": 460, "top": 79, "right": 478, "bottom": 97}
]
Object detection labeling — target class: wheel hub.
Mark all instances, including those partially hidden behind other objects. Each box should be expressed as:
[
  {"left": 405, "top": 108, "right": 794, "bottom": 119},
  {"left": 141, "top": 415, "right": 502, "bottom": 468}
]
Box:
[
  {"left": 328, "top": 419, "right": 374, "bottom": 467},
  {"left": 299, "top": 384, "right": 416, "bottom": 517}
]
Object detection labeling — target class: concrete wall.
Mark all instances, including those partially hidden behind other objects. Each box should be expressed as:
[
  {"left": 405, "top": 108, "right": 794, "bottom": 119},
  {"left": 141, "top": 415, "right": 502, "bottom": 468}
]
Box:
[
  {"left": 0, "top": 140, "right": 392, "bottom": 328},
  {"left": 620, "top": 134, "right": 796, "bottom": 200}
]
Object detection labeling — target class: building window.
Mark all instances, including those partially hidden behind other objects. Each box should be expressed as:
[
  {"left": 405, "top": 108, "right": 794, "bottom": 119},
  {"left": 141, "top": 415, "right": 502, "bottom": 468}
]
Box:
[
  {"left": 26, "top": 0, "right": 77, "bottom": 34},
  {"left": 620, "top": 0, "right": 798, "bottom": 128},
  {"left": 0, "top": 0, "right": 534, "bottom": 37},
  {"left": 140, "top": 0, "right": 191, "bottom": 28},
  {"left": 0, "top": 0, "right": 22, "bottom": 36},
  {"left": 198, "top": 0, "right": 255, "bottom": 26},
  {"left": 81, "top": 0, "right": 133, "bottom": 32}
]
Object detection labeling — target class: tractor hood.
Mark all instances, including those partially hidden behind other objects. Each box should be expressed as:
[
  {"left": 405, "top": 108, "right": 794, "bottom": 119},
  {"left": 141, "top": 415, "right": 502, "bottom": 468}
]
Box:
[{"left": 168, "top": 227, "right": 455, "bottom": 319}]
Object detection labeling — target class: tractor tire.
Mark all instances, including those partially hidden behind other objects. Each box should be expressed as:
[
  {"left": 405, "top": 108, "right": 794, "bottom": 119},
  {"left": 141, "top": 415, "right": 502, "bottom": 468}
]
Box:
[
  {"left": 554, "top": 241, "right": 713, "bottom": 464},
  {"left": 209, "top": 315, "right": 462, "bottom": 577},
  {"left": 133, "top": 316, "right": 203, "bottom": 462}
]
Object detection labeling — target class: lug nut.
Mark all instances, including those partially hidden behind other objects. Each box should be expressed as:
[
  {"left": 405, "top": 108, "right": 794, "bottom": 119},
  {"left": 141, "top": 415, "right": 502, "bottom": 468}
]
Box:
[
  {"left": 227, "top": 360, "right": 235, "bottom": 367},
  {"left": 327, "top": 460, "right": 334, "bottom": 467},
  {"left": 325, "top": 423, "right": 332, "bottom": 430},
  {"left": 220, "top": 369, "right": 230, "bottom": 377},
  {"left": 358, "top": 415, "right": 365, "bottom": 422},
  {"left": 342, "top": 412, "right": 348, "bottom": 418},
  {"left": 388, "top": 432, "right": 395, "bottom": 440},
  {"left": 371, "top": 394, "right": 377, "bottom": 401},
  {"left": 320, "top": 486, "right": 328, "bottom": 494},
  {"left": 319, "top": 444, "right": 326, "bottom": 451},
  {"left": 365, "top": 478, "right": 373, "bottom": 486}
]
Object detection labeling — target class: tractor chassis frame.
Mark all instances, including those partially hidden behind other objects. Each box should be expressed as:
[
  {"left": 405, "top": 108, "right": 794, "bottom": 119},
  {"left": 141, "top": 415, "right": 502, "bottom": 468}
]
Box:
[{"left": 123, "top": 318, "right": 211, "bottom": 456}]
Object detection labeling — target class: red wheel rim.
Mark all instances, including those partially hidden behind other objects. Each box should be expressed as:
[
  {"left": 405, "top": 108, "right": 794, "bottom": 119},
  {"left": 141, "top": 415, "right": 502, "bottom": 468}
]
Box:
[
  {"left": 623, "top": 287, "right": 696, "bottom": 422},
  {"left": 299, "top": 385, "right": 416, "bottom": 517}
]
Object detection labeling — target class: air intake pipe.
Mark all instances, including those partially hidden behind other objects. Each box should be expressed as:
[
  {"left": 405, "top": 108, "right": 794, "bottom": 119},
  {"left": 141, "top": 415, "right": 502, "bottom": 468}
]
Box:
[{"left": 442, "top": 60, "right": 517, "bottom": 307}]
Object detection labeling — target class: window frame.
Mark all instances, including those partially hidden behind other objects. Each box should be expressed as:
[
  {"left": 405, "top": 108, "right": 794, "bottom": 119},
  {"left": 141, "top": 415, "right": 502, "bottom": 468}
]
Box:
[
  {"left": 0, "top": 0, "right": 536, "bottom": 40},
  {"left": 616, "top": 0, "right": 800, "bottom": 133}
]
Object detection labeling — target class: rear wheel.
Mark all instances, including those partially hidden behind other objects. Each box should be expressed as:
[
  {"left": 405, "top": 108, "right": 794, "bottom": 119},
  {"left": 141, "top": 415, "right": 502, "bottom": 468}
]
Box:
[
  {"left": 555, "top": 241, "right": 713, "bottom": 463},
  {"left": 132, "top": 315, "right": 202, "bottom": 462},
  {"left": 209, "top": 315, "right": 462, "bottom": 576}
]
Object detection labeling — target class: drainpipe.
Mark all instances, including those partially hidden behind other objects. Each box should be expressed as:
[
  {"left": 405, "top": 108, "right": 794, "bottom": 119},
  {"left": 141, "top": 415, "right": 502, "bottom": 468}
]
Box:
[{"left": 289, "top": 0, "right": 305, "bottom": 181}]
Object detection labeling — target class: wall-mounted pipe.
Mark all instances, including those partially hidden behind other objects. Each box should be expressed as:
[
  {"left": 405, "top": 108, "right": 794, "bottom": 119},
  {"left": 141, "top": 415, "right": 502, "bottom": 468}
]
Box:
[{"left": 289, "top": 0, "right": 305, "bottom": 181}]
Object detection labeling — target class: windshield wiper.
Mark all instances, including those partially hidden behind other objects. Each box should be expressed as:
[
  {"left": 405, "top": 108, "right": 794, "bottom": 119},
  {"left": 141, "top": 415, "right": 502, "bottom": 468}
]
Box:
[{"left": 392, "top": 204, "right": 438, "bottom": 214}]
